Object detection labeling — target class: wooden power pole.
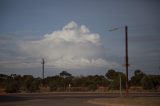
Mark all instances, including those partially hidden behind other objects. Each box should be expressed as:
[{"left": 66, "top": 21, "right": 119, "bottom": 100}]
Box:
[
  {"left": 109, "top": 25, "right": 129, "bottom": 96},
  {"left": 42, "top": 58, "right": 45, "bottom": 85},
  {"left": 125, "top": 26, "right": 129, "bottom": 96}
]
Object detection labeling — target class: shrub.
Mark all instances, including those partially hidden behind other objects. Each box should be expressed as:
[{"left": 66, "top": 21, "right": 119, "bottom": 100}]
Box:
[{"left": 5, "top": 81, "right": 19, "bottom": 93}]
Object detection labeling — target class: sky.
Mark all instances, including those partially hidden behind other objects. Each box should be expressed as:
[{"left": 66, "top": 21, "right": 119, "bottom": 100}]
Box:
[{"left": 0, "top": 0, "right": 160, "bottom": 77}]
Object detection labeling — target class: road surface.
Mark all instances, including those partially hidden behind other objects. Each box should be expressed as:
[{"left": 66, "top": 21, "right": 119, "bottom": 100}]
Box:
[{"left": 0, "top": 92, "right": 160, "bottom": 106}]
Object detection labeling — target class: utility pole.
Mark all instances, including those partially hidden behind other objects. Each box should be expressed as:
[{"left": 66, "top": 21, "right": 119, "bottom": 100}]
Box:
[
  {"left": 119, "top": 74, "right": 122, "bottom": 97},
  {"left": 125, "top": 25, "right": 129, "bottom": 96},
  {"left": 42, "top": 58, "right": 45, "bottom": 86},
  {"left": 109, "top": 25, "right": 129, "bottom": 96}
]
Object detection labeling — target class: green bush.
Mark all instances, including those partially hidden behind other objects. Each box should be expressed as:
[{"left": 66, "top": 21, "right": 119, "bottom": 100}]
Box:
[
  {"left": 5, "top": 81, "right": 19, "bottom": 93},
  {"left": 141, "top": 76, "right": 154, "bottom": 90},
  {"left": 88, "top": 84, "right": 97, "bottom": 91},
  {"left": 22, "top": 75, "right": 40, "bottom": 92},
  {"left": 27, "top": 80, "right": 40, "bottom": 92}
]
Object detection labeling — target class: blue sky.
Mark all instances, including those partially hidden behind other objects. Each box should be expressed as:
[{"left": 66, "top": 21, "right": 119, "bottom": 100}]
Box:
[{"left": 0, "top": 0, "right": 160, "bottom": 77}]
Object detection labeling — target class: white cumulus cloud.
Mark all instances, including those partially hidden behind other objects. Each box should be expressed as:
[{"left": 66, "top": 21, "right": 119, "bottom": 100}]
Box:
[{"left": 19, "top": 21, "right": 118, "bottom": 69}]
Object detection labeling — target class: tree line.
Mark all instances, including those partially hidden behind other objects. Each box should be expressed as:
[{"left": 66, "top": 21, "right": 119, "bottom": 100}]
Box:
[{"left": 0, "top": 69, "right": 160, "bottom": 93}]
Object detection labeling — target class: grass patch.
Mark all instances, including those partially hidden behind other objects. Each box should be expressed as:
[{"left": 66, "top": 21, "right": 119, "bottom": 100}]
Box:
[{"left": 89, "top": 97, "right": 160, "bottom": 106}]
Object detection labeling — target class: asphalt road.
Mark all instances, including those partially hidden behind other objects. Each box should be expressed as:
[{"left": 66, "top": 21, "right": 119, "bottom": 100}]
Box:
[
  {"left": 0, "top": 92, "right": 160, "bottom": 106},
  {"left": 0, "top": 96, "right": 99, "bottom": 106},
  {"left": 0, "top": 93, "right": 102, "bottom": 106}
]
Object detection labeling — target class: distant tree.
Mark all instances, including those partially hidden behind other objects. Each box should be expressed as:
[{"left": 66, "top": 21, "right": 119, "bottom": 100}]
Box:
[
  {"left": 130, "top": 70, "right": 145, "bottom": 86},
  {"left": 5, "top": 81, "right": 19, "bottom": 93},
  {"left": 105, "top": 69, "right": 118, "bottom": 79},
  {"left": 134, "top": 70, "right": 144, "bottom": 76},
  {"left": 149, "top": 75, "right": 160, "bottom": 89},
  {"left": 22, "top": 75, "right": 40, "bottom": 92},
  {"left": 72, "top": 76, "right": 86, "bottom": 87},
  {"left": 5, "top": 76, "right": 20, "bottom": 93},
  {"left": 105, "top": 69, "right": 126, "bottom": 90},
  {"left": 59, "top": 71, "right": 72, "bottom": 78},
  {"left": 141, "top": 75, "right": 154, "bottom": 90},
  {"left": 59, "top": 71, "right": 72, "bottom": 91},
  {"left": 46, "top": 75, "right": 64, "bottom": 91},
  {"left": 93, "top": 75, "right": 109, "bottom": 87},
  {"left": 0, "top": 74, "right": 8, "bottom": 88},
  {"left": 88, "top": 84, "right": 97, "bottom": 91},
  {"left": 84, "top": 75, "right": 109, "bottom": 91},
  {"left": 28, "top": 78, "right": 40, "bottom": 92}
]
